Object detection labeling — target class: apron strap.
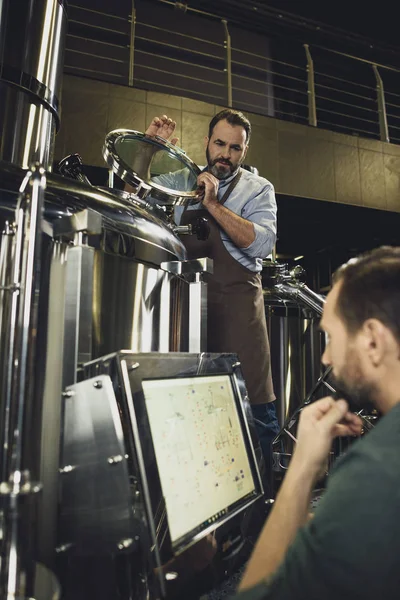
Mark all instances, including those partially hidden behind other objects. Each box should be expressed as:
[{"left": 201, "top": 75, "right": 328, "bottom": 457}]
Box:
[{"left": 219, "top": 169, "right": 242, "bottom": 206}]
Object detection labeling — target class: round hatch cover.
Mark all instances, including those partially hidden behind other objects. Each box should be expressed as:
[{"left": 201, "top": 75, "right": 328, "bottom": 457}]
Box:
[{"left": 103, "top": 129, "right": 201, "bottom": 209}]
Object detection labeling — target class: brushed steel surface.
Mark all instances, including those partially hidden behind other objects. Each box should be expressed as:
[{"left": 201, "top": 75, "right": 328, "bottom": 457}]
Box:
[
  {"left": 262, "top": 263, "right": 325, "bottom": 427},
  {"left": 92, "top": 253, "right": 190, "bottom": 356},
  {"left": 59, "top": 375, "right": 136, "bottom": 554},
  {"left": 0, "top": 0, "right": 67, "bottom": 167}
]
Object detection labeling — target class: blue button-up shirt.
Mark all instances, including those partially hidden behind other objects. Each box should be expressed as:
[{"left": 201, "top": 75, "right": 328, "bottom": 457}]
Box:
[{"left": 153, "top": 167, "right": 277, "bottom": 272}]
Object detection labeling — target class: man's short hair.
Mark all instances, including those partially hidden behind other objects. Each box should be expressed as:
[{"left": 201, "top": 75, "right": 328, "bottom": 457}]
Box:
[
  {"left": 333, "top": 246, "right": 400, "bottom": 343},
  {"left": 208, "top": 109, "right": 251, "bottom": 143}
]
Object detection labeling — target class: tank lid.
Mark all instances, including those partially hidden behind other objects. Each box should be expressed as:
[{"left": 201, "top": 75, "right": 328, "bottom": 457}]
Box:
[
  {"left": 103, "top": 129, "right": 202, "bottom": 209},
  {"left": 0, "top": 160, "right": 187, "bottom": 264}
]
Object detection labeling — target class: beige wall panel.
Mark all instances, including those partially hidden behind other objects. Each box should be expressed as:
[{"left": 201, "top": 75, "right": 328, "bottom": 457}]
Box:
[
  {"left": 276, "top": 119, "right": 308, "bottom": 135},
  {"left": 359, "top": 149, "right": 386, "bottom": 209},
  {"left": 107, "top": 98, "right": 146, "bottom": 132},
  {"left": 245, "top": 111, "right": 277, "bottom": 129},
  {"left": 214, "top": 104, "right": 228, "bottom": 114},
  {"left": 278, "top": 130, "right": 309, "bottom": 197},
  {"left": 358, "top": 138, "right": 383, "bottom": 153},
  {"left": 147, "top": 91, "right": 182, "bottom": 109},
  {"left": 62, "top": 75, "right": 110, "bottom": 97},
  {"left": 182, "top": 98, "right": 214, "bottom": 116},
  {"left": 57, "top": 89, "right": 109, "bottom": 166},
  {"left": 331, "top": 131, "right": 358, "bottom": 147},
  {"left": 309, "top": 127, "right": 334, "bottom": 143},
  {"left": 109, "top": 83, "right": 146, "bottom": 103},
  {"left": 181, "top": 112, "right": 210, "bottom": 167},
  {"left": 306, "top": 139, "right": 336, "bottom": 202},
  {"left": 383, "top": 142, "right": 400, "bottom": 157},
  {"left": 246, "top": 127, "right": 279, "bottom": 186},
  {"left": 384, "top": 154, "right": 400, "bottom": 212},
  {"left": 333, "top": 143, "right": 362, "bottom": 205}
]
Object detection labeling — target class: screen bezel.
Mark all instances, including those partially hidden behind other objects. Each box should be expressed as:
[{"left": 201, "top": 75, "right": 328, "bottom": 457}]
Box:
[
  {"left": 142, "top": 373, "right": 259, "bottom": 551},
  {"left": 117, "top": 352, "right": 264, "bottom": 562}
]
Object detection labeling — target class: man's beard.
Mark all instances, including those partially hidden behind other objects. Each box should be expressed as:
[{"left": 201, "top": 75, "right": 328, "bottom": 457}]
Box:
[
  {"left": 329, "top": 364, "right": 376, "bottom": 414},
  {"left": 206, "top": 146, "right": 239, "bottom": 180}
]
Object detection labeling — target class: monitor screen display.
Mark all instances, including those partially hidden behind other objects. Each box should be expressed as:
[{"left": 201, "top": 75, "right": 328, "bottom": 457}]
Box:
[{"left": 142, "top": 374, "right": 257, "bottom": 549}]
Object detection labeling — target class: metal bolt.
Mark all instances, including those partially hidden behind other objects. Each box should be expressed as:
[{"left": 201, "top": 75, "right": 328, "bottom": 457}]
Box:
[
  {"left": 62, "top": 390, "right": 75, "bottom": 398},
  {"left": 165, "top": 572, "right": 178, "bottom": 581},
  {"left": 108, "top": 455, "right": 123, "bottom": 465},
  {"left": 232, "top": 361, "right": 241, "bottom": 368},
  {"left": 55, "top": 542, "right": 74, "bottom": 553},
  {"left": 128, "top": 362, "right": 140, "bottom": 371},
  {"left": 59, "top": 465, "right": 76, "bottom": 474},
  {"left": 117, "top": 538, "right": 133, "bottom": 550},
  {"left": 93, "top": 380, "right": 103, "bottom": 389}
]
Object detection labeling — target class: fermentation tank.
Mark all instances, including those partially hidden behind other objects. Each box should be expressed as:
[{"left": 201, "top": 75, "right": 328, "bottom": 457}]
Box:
[{"left": 262, "top": 262, "right": 326, "bottom": 427}]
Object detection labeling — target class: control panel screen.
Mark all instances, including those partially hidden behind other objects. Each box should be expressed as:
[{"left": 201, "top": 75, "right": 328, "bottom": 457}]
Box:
[{"left": 142, "top": 374, "right": 256, "bottom": 547}]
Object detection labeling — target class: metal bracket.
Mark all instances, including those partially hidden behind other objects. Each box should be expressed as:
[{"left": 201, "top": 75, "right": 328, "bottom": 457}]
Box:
[
  {"left": 160, "top": 257, "right": 214, "bottom": 281},
  {"left": 53, "top": 208, "right": 102, "bottom": 238}
]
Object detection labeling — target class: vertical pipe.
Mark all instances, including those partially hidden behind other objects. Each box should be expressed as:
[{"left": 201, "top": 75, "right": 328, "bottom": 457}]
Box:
[
  {"left": 222, "top": 19, "right": 232, "bottom": 108},
  {"left": 0, "top": 0, "right": 67, "bottom": 168},
  {"left": 0, "top": 164, "right": 56, "bottom": 599},
  {"left": 128, "top": 1, "right": 136, "bottom": 87},
  {"left": 372, "top": 64, "right": 390, "bottom": 143},
  {"left": 304, "top": 44, "right": 317, "bottom": 127}
]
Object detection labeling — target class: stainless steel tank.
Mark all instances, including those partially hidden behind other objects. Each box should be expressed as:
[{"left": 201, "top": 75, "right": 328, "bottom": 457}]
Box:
[
  {"left": 0, "top": 161, "right": 200, "bottom": 369},
  {"left": 0, "top": 158, "right": 213, "bottom": 600},
  {"left": 262, "top": 262, "right": 325, "bottom": 427}
]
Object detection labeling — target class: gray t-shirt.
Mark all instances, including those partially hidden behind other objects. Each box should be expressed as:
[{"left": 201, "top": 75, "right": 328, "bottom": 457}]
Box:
[{"left": 232, "top": 403, "right": 400, "bottom": 600}]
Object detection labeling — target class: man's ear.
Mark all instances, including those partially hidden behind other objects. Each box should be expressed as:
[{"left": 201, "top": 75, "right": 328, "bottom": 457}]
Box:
[
  {"left": 243, "top": 144, "right": 249, "bottom": 160},
  {"left": 204, "top": 136, "right": 209, "bottom": 151},
  {"left": 362, "top": 319, "right": 392, "bottom": 366}
]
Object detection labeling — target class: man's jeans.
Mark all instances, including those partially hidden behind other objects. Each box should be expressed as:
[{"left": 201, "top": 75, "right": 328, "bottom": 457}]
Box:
[{"left": 251, "top": 401, "right": 280, "bottom": 499}]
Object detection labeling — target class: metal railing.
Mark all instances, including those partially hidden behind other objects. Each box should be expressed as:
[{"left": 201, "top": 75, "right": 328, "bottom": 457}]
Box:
[{"left": 65, "top": 1, "right": 400, "bottom": 145}]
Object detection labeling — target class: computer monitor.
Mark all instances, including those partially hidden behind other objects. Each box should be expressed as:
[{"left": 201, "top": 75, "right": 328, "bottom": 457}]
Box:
[
  {"left": 112, "top": 352, "right": 263, "bottom": 562},
  {"left": 142, "top": 373, "right": 257, "bottom": 552}
]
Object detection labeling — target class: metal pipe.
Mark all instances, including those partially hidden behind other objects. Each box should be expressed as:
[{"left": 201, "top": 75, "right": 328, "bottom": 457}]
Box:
[
  {"left": 222, "top": 19, "right": 232, "bottom": 107},
  {"left": 304, "top": 44, "right": 317, "bottom": 127},
  {"left": 274, "top": 281, "right": 325, "bottom": 316},
  {"left": 129, "top": 1, "right": 136, "bottom": 87},
  {"left": 0, "top": 0, "right": 68, "bottom": 168},
  {"left": 372, "top": 64, "right": 390, "bottom": 143},
  {"left": 0, "top": 164, "right": 57, "bottom": 598}
]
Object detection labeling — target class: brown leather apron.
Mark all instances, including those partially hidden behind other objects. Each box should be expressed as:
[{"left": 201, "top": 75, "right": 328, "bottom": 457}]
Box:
[{"left": 180, "top": 171, "right": 275, "bottom": 405}]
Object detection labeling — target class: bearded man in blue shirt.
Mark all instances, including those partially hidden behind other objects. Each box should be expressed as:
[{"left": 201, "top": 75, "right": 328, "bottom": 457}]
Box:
[{"left": 141, "top": 110, "right": 279, "bottom": 491}]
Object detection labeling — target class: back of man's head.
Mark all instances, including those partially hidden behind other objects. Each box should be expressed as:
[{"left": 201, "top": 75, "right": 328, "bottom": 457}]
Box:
[
  {"left": 208, "top": 109, "right": 251, "bottom": 143},
  {"left": 333, "top": 246, "right": 400, "bottom": 344}
]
